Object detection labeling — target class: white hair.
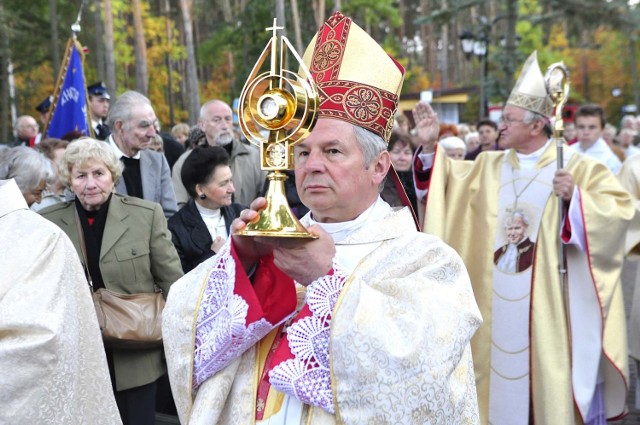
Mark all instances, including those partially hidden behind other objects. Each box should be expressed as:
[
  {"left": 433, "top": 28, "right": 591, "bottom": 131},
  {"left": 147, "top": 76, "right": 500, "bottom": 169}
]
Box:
[
  {"left": 439, "top": 136, "right": 467, "bottom": 153},
  {"left": 0, "top": 146, "right": 55, "bottom": 193}
]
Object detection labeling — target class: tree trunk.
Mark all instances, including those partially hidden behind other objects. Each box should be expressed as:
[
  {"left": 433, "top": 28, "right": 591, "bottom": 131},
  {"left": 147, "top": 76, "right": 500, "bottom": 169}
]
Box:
[
  {"left": 0, "top": 5, "right": 9, "bottom": 141},
  {"left": 503, "top": 0, "right": 518, "bottom": 95},
  {"left": 179, "top": 0, "right": 200, "bottom": 124},
  {"left": 440, "top": 0, "right": 449, "bottom": 89},
  {"left": 290, "top": 0, "right": 303, "bottom": 53},
  {"left": 312, "top": 0, "right": 325, "bottom": 30},
  {"left": 631, "top": 36, "right": 639, "bottom": 109},
  {"left": 93, "top": 0, "right": 105, "bottom": 82},
  {"left": 275, "top": 0, "right": 286, "bottom": 37},
  {"left": 132, "top": 0, "right": 149, "bottom": 96},
  {"left": 103, "top": 0, "right": 117, "bottom": 96},
  {"left": 220, "top": 0, "right": 232, "bottom": 23},
  {"left": 49, "top": 0, "right": 60, "bottom": 78},
  {"left": 164, "top": 0, "right": 175, "bottom": 125}
]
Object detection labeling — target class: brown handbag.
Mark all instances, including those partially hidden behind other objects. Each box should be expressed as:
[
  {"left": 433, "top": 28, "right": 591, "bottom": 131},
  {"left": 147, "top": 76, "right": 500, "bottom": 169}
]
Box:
[
  {"left": 75, "top": 208, "right": 165, "bottom": 349},
  {"left": 91, "top": 287, "right": 165, "bottom": 349}
]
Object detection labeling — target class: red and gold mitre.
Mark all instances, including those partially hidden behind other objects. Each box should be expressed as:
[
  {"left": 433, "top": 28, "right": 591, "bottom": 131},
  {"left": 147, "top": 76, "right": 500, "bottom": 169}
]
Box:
[{"left": 301, "top": 11, "right": 405, "bottom": 142}]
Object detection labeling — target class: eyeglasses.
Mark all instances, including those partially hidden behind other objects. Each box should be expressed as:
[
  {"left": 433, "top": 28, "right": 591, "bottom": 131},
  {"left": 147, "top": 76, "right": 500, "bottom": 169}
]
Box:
[{"left": 498, "top": 116, "right": 528, "bottom": 126}]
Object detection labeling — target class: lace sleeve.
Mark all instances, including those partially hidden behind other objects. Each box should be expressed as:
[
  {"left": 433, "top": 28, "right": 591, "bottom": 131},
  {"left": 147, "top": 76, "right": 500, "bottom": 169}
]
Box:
[
  {"left": 268, "top": 261, "right": 348, "bottom": 414},
  {"left": 192, "top": 241, "right": 297, "bottom": 388}
]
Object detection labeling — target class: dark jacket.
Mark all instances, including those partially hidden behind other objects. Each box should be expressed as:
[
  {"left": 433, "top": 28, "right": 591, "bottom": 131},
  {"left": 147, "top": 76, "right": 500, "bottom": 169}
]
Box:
[
  {"left": 160, "top": 132, "right": 186, "bottom": 171},
  {"left": 168, "top": 198, "right": 245, "bottom": 273}
]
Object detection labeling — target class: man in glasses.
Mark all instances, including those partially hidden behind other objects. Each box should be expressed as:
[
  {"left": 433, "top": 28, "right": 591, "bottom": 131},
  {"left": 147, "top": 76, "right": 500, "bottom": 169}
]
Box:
[
  {"left": 171, "top": 99, "right": 266, "bottom": 208},
  {"left": 107, "top": 90, "right": 178, "bottom": 218},
  {"left": 413, "top": 51, "right": 632, "bottom": 424}
]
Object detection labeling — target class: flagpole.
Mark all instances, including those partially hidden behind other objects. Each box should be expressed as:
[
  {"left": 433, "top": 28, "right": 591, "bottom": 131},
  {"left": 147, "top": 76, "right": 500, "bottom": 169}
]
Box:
[
  {"left": 43, "top": 37, "right": 74, "bottom": 137},
  {"left": 44, "top": 4, "right": 95, "bottom": 139},
  {"left": 71, "top": 3, "right": 96, "bottom": 139}
]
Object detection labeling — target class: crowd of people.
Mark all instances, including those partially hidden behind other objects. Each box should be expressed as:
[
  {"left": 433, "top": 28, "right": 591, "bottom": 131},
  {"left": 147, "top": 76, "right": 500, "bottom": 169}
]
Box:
[{"left": 3, "top": 10, "right": 640, "bottom": 425}]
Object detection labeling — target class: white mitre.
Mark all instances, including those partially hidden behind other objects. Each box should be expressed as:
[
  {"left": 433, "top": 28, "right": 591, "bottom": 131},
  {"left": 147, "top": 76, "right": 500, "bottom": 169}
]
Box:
[{"left": 506, "top": 51, "right": 553, "bottom": 117}]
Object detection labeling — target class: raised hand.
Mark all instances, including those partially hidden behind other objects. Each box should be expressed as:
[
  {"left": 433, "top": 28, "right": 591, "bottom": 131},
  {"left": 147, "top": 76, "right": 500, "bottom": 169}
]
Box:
[{"left": 411, "top": 101, "right": 440, "bottom": 152}]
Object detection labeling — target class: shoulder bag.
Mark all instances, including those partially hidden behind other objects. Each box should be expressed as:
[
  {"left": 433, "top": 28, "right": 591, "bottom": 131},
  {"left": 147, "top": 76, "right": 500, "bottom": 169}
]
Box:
[{"left": 75, "top": 208, "right": 165, "bottom": 349}]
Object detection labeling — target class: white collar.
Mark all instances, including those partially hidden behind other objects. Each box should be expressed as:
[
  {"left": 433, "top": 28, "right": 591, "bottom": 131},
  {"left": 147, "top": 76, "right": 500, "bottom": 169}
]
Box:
[
  {"left": 0, "top": 179, "right": 28, "bottom": 219},
  {"left": 516, "top": 139, "right": 552, "bottom": 170},
  {"left": 108, "top": 135, "right": 141, "bottom": 160},
  {"left": 306, "top": 197, "right": 390, "bottom": 243},
  {"left": 195, "top": 202, "right": 222, "bottom": 218},
  {"left": 575, "top": 138, "right": 606, "bottom": 154}
]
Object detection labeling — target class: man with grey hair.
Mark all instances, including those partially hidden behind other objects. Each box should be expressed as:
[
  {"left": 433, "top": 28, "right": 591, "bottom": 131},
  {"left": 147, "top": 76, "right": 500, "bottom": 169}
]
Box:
[
  {"left": 162, "top": 12, "right": 481, "bottom": 425},
  {"left": 415, "top": 51, "right": 632, "bottom": 424},
  {"left": 10, "top": 115, "right": 40, "bottom": 147},
  {"left": 106, "top": 90, "right": 177, "bottom": 218},
  {"left": 171, "top": 99, "right": 265, "bottom": 207}
]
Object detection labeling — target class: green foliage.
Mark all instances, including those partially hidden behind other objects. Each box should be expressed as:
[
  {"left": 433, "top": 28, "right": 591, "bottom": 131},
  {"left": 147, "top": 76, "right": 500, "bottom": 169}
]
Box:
[
  {"left": 342, "top": 0, "right": 402, "bottom": 30},
  {"left": 4, "top": 0, "right": 640, "bottom": 131}
]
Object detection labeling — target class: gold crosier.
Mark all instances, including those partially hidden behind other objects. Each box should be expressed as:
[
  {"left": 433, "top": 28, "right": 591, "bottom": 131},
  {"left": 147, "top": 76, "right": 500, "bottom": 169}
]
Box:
[
  {"left": 235, "top": 19, "right": 319, "bottom": 238},
  {"left": 544, "top": 62, "right": 570, "bottom": 285}
]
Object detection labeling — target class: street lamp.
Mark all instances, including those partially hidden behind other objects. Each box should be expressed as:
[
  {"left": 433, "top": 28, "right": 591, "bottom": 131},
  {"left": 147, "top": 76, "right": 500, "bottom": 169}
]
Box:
[
  {"left": 459, "top": 30, "right": 475, "bottom": 60},
  {"left": 459, "top": 30, "right": 489, "bottom": 118}
]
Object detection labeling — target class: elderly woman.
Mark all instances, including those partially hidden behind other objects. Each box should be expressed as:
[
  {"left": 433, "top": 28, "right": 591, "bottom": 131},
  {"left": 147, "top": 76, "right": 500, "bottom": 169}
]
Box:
[
  {"left": 439, "top": 136, "right": 467, "bottom": 160},
  {"left": 39, "top": 138, "right": 183, "bottom": 425},
  {"left": 0, "top": 146, "right": 55, "bottom": 206},
  {"left": 32, "top": 138, "right": 70, "bottom": 211},
  {"left": 168, "top": 146, "right": 244, "bottom": 273},
  {"left": 381, "top": 131, "right": 417, "bottom": 214}
]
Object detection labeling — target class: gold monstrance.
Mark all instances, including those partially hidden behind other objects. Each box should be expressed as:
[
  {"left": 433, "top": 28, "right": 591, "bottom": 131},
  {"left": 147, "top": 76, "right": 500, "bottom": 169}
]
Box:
[{"left": 235, "top": 19, "right": 319, "bottom": 238}]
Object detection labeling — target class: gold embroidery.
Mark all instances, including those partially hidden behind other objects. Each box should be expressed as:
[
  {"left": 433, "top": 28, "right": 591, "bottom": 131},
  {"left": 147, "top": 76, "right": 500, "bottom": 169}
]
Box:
[{"left": 345, "top": 87, "right": 381, "bottom": 123}]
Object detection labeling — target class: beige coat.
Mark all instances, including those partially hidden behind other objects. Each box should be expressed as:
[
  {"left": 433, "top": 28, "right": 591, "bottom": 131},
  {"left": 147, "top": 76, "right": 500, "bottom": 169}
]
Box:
[{"left": 41, "top": 194, "right": 184, "bottom": 391}]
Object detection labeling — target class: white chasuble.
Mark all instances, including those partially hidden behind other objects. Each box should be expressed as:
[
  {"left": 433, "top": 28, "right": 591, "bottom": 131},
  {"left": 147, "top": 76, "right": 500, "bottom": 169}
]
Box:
[
  {"left": 163, "top": 202, "right": 482, "bottom": 425},
  {"left": 0, "top": 179, "right": 121, "bottom": 425},
  {"left": 422, "top": 142, "right": 632, "bottom": 424},
  {"left": 489, "top": 157, "right": 556, "bottom": 425}
]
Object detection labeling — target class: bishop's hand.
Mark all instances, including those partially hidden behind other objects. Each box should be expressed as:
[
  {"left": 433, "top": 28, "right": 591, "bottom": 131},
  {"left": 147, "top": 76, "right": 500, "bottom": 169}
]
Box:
[
  {"left": 269, "top": 225, "right": 335, "bottom": 286},
  {"left": 553, "top": 169, "right": 575, "bottom": 202},
  {"left": 411, "top": 101, "right": 439, "bottom": 153},
  {"left": 231, "top": 197, "right": 275, "bottom": 271}
]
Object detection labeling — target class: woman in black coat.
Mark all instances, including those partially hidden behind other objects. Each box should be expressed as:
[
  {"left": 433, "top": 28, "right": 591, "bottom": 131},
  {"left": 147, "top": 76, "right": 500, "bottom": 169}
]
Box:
[{"left": 168, "top": 146, "right": 245, "bottom": 273}]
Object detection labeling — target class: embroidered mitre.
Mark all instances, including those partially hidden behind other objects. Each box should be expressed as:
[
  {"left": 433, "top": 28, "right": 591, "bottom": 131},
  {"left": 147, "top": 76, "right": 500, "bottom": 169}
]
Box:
[
  {"left": 301, "top": 11, "right": 405, "bottom": 142},
  {"left": 507, "top": 51, "right": 553, "bottom": 117}
]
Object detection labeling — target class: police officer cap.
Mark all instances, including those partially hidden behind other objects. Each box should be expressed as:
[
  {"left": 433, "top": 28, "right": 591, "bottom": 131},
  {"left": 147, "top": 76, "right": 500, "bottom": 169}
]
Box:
[
  {"left": 87, "top": 82, "right": 111, "bottom": 99},
  {"left": 35, "top": 95, "right": 53, "bottom": 113}
]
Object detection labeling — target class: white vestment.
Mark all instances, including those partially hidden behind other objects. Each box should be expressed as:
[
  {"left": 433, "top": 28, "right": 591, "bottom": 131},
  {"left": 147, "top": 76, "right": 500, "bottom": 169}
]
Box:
[
  {"left": 0, "top": 179, "right": 121, "bottom": 425},
  {"left": 163, "top": 198, "right": 483, "bottom": 424}
]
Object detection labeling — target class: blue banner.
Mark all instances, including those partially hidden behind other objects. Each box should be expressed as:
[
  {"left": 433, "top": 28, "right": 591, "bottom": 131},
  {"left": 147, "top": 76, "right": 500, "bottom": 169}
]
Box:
[{"left": 46, "top": 42, "right": 90, "bottom": 139}]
